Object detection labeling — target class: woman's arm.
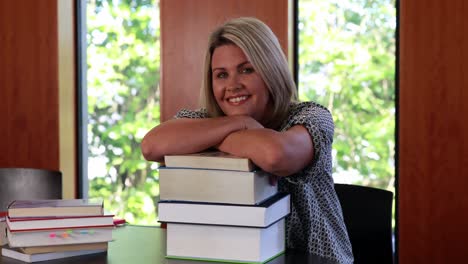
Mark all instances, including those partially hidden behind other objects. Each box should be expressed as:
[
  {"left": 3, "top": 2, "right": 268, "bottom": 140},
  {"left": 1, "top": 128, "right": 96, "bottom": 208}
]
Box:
[
  {"left": 217, "top": 125, "right": 314, "bottom": 177},
  {"left": 140, "top": 115, "right": 263, "bottom": 162}
]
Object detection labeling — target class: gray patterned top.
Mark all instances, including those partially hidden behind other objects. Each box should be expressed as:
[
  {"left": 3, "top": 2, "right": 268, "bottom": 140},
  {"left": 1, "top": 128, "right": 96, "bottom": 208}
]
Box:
[{"left": 175, "top": 101, "right": 354, "bottom": 264}]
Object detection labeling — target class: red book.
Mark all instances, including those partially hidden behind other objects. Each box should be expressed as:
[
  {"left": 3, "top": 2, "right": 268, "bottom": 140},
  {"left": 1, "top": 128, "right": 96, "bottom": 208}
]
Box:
[{"left": 7, "top": 215, "right": 114, "bottom": 232}]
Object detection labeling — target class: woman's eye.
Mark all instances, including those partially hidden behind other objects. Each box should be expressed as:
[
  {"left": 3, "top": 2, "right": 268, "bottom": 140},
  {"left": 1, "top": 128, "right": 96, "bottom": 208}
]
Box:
[
  {"left": 216, "top": 72, "right": 227, "bottom": 79},
  {"left": 242, "top": 67, "right": 254, "bottom": 74}
]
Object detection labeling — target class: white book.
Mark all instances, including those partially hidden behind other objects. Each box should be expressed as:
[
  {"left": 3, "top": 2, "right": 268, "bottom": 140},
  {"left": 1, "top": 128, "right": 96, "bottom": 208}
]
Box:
[
  {"left": 18, "top": 242, "right": 108, "bottom": 255},
  {"left": 7, "top": 199, "right": 104, "bottom": 218},
  {"left": 159, "top": 193, "right": 290, "bottom": 227},
  {"left": 166, "top": 219, "right": 286, "bottom": 263},
  {"left": 6, "top": 215, "right": 114, "bottom": 231},
  {"left": 164, "top": 151, "right": 254, "bottom": 172},
  {"left": 7, "top": 227, "right": 113, "bottom": 248},
  {"left": 1, "top": 247, "right": 106, "bottom": 263},
  {"left": 159, "top": 167, "right": 277, "bottom": 205}
]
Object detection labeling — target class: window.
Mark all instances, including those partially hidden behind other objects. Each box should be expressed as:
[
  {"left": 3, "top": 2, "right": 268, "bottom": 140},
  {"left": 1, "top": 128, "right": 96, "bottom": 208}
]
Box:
[
  {"left": 298, "top": 0, "right": 396, "bottom": 191},
  {"left": 85, "top": 0, "right": 161, "bottom": 225}
]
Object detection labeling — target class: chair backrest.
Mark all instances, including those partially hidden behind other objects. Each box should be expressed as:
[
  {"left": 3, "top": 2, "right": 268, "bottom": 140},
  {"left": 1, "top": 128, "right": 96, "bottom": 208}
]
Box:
[
  {"left": 0, "top": 168, "right": 62, "bottom": 212},
  {"left": 334, "top": 183, "right": 394, "bottom": 264}
]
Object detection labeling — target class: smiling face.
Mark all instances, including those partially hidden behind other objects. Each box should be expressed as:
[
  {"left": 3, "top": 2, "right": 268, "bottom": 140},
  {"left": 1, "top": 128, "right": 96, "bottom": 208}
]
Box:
[{"left": 211, "top": 44, "right": 271, "bottom": 123}]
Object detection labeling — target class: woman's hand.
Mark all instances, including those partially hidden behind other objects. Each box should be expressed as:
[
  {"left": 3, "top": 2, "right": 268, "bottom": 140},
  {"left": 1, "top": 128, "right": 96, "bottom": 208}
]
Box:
[{"left": 233, "top": 115, "right": 264, "bottom": 130}]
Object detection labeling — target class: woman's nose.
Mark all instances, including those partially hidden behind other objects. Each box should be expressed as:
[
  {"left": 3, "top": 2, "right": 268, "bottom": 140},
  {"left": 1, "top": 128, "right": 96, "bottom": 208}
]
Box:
[
  {"left": 227, "top": 85, "right": 242, "bottom": 92},
  {"left": 226, "top": 74, "right": 241, "bottom": 92}
]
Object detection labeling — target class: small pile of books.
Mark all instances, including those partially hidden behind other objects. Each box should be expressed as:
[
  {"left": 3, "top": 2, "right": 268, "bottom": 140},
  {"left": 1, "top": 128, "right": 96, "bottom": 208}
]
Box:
[
  {"left": 158, "top": 151, "right": 290, "bottom": 263},
  {"left": 1, "top": 199, "right": 114, "bottom": 263}
]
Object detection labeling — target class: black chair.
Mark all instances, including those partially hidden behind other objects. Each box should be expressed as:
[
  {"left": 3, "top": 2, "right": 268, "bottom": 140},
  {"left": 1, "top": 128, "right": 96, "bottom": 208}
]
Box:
[
  {"left": 0, "top": 168, "right": 62, "bottom": 212},
  {"left": 334, "top": 183, "right": 394, "bottom": 264}
]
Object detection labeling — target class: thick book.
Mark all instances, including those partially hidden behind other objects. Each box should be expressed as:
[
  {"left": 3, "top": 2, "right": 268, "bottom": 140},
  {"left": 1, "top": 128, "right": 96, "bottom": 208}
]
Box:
[
  {"left": 159, "top": 193, "right": 290, "bottom": 227},
  {"left": 7, "top": 199, "right": 104, "bottom": 218},
  {"left": 1, "top": 246, "right": 106, "bottom": 263},
  {"left": 164, "top": 151, "right": 254, "bottom": 171},
  {"left": 6, "top": 215, "right": 115, "bottom": 232},
  {"left": 166, "top": 219, "right": 286, "bottom": 264},
  {"left": 159, "top": 167, "right": 277, "bottom": 205},
  {"left": 18, "top": 242, "right": 108, "bottom": 254},
  {"left": 7, "top": 226, "right": 113, "bottom": 248}
]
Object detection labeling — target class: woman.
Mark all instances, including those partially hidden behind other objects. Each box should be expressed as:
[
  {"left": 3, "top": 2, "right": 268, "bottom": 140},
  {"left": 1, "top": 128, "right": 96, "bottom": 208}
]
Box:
[{"left": 141, "top": 17, "right": 353, "bottom": 263}]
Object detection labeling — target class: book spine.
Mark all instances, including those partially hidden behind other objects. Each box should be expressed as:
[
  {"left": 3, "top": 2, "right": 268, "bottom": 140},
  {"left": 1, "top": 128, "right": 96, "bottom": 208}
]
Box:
[
  {"left": 8, "top": 224, "right": 115, "bottom": 233},
  {"left": 8, "top": 228, "right": 113, "bottom": 247},
  {"left": 8, "top": 215, "right": 114, "bottom": 221}
]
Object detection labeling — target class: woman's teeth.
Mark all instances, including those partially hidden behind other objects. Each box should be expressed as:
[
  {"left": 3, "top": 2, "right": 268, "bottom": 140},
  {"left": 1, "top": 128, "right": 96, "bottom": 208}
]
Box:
[{"left": 228, "top": 96, "right": 248, "bottom": 103}]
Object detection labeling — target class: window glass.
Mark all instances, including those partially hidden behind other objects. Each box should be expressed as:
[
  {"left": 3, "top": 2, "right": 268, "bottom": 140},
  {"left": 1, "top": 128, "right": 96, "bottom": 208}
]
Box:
[
  {"left": 298, "top": 0, "right": 396, "bottom": 191},
  {"left": 87, "top": 0, "right": 160, "bottom": 225}
]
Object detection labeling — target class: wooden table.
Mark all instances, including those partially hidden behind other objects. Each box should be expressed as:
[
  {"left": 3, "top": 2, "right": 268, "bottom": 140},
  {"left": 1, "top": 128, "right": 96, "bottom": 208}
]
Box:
[{"left": 1, "top": 226, "right": 337, "bottom": 264}]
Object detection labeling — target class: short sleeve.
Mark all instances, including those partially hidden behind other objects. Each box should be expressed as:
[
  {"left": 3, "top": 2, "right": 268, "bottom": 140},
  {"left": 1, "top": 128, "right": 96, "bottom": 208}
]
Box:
[
  {"left": 174, "top": 108, "right": 208, "bottom": 119},
  {"left": 281, "top": 102, "right": 335, "bottom": 183},
  {"left": 284, "top": 102, "right": 334, "bottom": 155}
]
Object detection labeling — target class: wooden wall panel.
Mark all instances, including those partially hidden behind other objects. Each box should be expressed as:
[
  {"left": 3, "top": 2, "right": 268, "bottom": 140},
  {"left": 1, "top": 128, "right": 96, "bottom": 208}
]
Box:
[
  {"left": 399, "top": 0, "right": 468, "bottom": 262},
  {"left": 160, "top": 0, "right": 291, "bottom": 121},
  {"left": 0, "top": 0, "right": 59, "bottom": 170}
]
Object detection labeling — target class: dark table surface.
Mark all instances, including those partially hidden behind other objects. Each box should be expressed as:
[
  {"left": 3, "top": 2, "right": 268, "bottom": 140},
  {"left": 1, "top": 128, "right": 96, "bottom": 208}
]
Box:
[{"left": 0, "top": 226, "right": 337, "bottom": 264}]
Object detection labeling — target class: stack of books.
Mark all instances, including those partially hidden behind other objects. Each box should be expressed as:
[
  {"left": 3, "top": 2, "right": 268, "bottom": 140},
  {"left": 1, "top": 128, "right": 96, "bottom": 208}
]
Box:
[
  {"left": 158, "top": 151, "right": 290, "bottom": 263},
  {"left": 1, "top": 199, "right": 114, "bottom": 263}
]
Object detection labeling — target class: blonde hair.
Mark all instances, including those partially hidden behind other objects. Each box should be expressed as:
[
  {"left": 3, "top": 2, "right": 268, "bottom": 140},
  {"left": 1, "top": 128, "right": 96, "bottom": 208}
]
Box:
[{"left": 200, "top": 17, "right": 297, "bottom": 129}]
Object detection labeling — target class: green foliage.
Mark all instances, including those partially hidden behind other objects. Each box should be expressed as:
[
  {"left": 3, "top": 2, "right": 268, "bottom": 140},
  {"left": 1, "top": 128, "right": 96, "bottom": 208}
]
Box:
[
  {"left": 298, "top": 0, "right": 396, "bottom": 191},
  {"left": 87, "top": 0, "right": 160, "bottom": 225}
]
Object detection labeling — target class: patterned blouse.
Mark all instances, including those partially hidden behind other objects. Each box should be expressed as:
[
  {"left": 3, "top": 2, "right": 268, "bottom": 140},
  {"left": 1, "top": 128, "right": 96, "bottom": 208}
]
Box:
[{"left": 175, "top": 101, "right": 354, "bottom": 264}]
